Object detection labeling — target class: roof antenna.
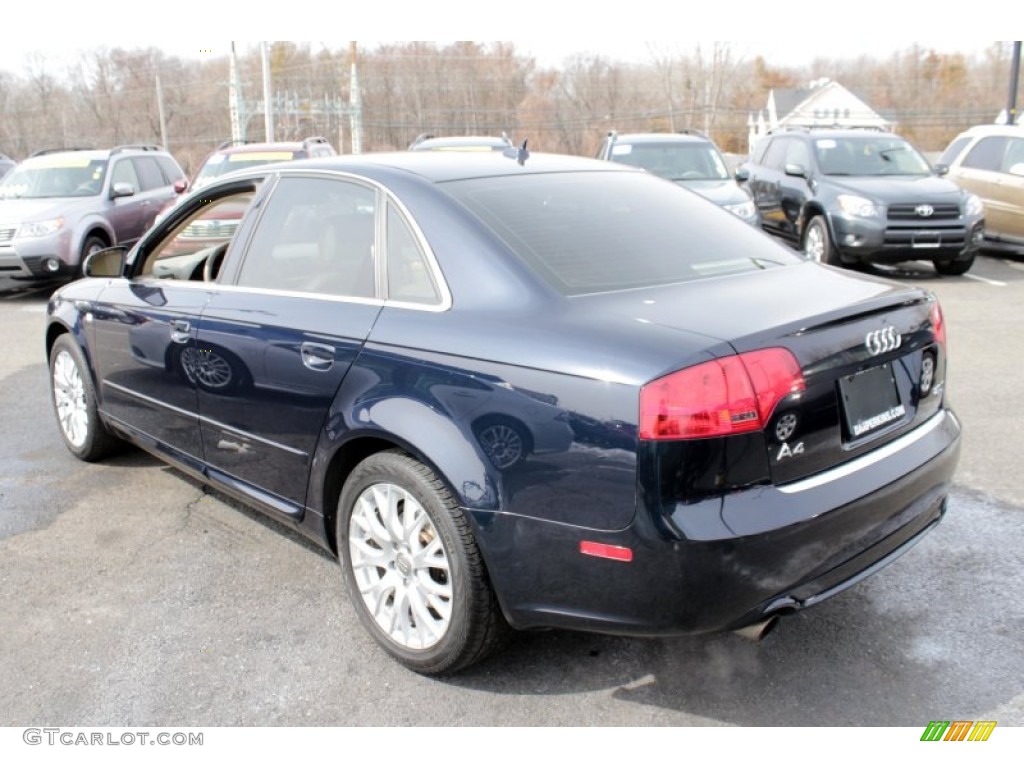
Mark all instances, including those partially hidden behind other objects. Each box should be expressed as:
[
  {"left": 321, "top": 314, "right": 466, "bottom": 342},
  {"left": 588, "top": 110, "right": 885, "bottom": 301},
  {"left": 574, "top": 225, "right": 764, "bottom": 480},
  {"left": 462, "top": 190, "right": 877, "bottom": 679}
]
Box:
[{"left": 503, "top": 139, "right": 529, "bottom": 166}]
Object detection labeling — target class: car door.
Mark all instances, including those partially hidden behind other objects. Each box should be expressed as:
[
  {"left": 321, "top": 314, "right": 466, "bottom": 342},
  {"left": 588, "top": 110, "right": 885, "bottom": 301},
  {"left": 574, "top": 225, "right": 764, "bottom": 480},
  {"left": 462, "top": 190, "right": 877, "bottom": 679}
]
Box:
[
  {"left": 749, "top": 137, "right": 793, "bottom": 236},
  {"left": 88, "top": 179, "right": 267, "bottom": 468},
  {"left": 954, "top": 135, "right": 1024, "bottom": 242},
  {"left": 105, "top": 156, "right": 150, "bottom": 244},
  {"left": 194, "top": 174, "right": 384, "bottom": 516}
]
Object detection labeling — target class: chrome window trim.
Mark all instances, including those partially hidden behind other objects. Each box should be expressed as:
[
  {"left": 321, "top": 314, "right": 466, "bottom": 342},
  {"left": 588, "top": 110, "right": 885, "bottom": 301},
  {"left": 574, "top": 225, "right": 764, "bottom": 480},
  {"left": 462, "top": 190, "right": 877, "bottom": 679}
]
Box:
[{"left": 234, "top": 169, "right": 452, "bottom": 313}]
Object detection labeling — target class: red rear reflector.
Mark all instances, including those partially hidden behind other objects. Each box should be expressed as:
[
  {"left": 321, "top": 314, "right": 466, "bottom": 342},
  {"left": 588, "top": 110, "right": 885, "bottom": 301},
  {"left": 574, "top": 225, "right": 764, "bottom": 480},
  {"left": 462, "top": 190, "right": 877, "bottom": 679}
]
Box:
[
  {"left": 639, "top": 348, "right": 805, "bottom": 440},
  {"left": 579, "top": 541, "right": 633, "bottom": 562},
  {"left": 929, "top": 300, "right": 946, "bottom": 348}
]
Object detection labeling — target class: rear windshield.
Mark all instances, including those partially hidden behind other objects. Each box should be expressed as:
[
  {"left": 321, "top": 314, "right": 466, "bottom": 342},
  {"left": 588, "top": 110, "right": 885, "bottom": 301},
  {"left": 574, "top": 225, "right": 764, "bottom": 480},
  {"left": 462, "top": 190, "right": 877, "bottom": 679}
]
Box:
[{"left": 443, "top": 171, "right": 798, "bottom": 295}]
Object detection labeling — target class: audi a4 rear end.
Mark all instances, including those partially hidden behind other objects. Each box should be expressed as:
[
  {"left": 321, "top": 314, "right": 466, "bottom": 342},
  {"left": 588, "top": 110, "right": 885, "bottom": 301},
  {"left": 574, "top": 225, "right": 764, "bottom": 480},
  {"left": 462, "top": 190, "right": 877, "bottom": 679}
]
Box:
[{"left": 44, "top": 151, "right": 960, "bottom": 674}]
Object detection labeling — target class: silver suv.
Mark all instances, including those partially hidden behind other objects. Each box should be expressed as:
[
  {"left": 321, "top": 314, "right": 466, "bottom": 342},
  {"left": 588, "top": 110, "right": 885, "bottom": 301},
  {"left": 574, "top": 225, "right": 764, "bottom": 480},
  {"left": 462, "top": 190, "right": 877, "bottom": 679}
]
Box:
[{"left": 0, "top": 145, "right": 185, "bottom": 281}]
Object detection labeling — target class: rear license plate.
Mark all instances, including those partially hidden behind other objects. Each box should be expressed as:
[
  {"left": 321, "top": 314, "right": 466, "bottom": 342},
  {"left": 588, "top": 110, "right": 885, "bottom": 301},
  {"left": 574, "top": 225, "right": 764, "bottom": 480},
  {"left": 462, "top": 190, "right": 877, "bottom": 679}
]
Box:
[{"left": 839, "top": 362, "right": 906, "bottom": 439}]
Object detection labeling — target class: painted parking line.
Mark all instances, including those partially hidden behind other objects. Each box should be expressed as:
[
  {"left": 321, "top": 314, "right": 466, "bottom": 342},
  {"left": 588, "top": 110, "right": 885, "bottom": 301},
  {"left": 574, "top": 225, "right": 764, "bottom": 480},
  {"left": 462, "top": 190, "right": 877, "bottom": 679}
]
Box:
[{"left": 963, "top": 272, "right": 1007, "bottom": 287}]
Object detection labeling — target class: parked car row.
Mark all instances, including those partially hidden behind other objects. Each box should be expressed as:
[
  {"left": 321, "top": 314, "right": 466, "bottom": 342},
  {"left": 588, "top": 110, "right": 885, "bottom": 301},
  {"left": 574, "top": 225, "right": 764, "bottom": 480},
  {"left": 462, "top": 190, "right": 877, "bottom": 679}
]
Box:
[{"left": 5, "top": 121, "right": 1019, "bottom": 284}]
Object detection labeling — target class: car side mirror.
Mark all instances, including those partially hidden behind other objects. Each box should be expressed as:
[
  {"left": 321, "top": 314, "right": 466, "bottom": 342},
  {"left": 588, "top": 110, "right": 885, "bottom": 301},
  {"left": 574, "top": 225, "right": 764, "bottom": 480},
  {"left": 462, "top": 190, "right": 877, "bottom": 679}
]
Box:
[
  {"left": 734, "top": 167, "right": 750, "bottom": 182},
  {"left": 83, "top": 245, "right": 128, "bottom": 278},
  {"left": 933, "top": 163, "right": 950, "bottom": 176},
  {"left": 110, "top": 182, "right": 136, "bottom": 199},
  {"left": 784, "top": 164, "right": 807, "bottom": 179},
  {"left": 174, "top": 179, "right": 188, "bottom": 194}
]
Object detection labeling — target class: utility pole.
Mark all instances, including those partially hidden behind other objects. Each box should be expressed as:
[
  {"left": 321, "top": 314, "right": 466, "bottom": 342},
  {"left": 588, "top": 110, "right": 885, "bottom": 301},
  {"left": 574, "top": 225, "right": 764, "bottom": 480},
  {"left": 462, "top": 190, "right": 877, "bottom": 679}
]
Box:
[
  {"left": 1007, "top": 41, "right": 1021, "bottom": 126},
  {"left": 155, "top": 75, "right": 168, "bottom": 148},
  {"left": 229, "top": 42, "right": 243, "bottom": 143},
  {"left": 262, "top": 41, "right": 275, "bottom": 142},
  {"left": 349, "top": 41, "right": 363, "bottom": 154}
]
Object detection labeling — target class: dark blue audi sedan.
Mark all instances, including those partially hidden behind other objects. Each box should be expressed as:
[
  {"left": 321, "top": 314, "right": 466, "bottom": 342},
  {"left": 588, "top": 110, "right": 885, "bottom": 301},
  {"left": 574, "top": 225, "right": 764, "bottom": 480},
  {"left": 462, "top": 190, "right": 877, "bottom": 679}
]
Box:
[{"left": 45, "top": 150, "right": 961, "bottom": 674}]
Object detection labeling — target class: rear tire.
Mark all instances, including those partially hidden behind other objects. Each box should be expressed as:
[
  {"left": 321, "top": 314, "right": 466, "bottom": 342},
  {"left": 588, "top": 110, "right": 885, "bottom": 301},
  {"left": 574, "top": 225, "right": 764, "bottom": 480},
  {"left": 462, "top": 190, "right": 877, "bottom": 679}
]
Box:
[
  {"left": 336, "top": 450, "right": 508, "bottom": 675},
  {"left": 49, "top": 335, "right": 121, "bottom": 461}
]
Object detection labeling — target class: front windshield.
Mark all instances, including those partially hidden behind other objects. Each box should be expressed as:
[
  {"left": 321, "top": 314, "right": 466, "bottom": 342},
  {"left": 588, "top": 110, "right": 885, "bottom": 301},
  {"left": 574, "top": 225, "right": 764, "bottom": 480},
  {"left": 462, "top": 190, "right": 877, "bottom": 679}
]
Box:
[
  {"left": 193, "top": 150, "right": 300, "bottom": 189},
  {"left": 0, "top": 156, "right": 108, "bottom": 199},
  {"left": 610, "top": 142, "right": 730, "bottom": 181},
  {"left": 815, "top": 137, "right": 932, "bottom": 176}
]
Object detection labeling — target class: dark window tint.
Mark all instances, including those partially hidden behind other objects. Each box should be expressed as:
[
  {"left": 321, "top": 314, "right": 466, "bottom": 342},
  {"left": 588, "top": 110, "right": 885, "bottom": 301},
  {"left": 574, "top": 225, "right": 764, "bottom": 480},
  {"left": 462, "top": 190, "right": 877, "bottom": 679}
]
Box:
[
  {"left": 133, "top": 157, "right": 166, "bottom": 191},
  {"left": 236, "top": 176, "right": 376, "bottom": 298},
  {"left": 962, "top": 137, "right": 1008, "bottom": 172},
  {"left": 387, "top": 203, "right": 440, "bottom": 304},
  {"left": 444, "top": 171, "right": 799, "bottom": 296}
]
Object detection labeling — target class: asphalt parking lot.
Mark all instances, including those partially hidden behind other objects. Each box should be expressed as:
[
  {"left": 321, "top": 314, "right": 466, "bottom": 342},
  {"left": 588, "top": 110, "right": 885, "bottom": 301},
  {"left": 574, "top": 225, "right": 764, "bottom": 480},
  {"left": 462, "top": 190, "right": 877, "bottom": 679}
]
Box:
[{"left": 1, "top": 255, "right": 1022, "bottom": 728}]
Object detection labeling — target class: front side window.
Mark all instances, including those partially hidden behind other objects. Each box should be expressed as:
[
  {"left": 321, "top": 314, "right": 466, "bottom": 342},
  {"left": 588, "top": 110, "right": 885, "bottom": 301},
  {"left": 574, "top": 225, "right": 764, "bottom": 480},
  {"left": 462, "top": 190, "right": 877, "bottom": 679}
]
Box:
[
  {"left": 961, "top": 136, "right": 1009, "bottom": 173},
  {"left": 938, "top": 136, "right": 971, "bottom": 167},
  {"left": 235, "top": 176, "right": 377, "bottom": 298},
  {"left": 111, "top": 159, "right": 141, "bottom": 191},
  {"left": 139, "top": 189, "right": 258, "bottom": 280}
]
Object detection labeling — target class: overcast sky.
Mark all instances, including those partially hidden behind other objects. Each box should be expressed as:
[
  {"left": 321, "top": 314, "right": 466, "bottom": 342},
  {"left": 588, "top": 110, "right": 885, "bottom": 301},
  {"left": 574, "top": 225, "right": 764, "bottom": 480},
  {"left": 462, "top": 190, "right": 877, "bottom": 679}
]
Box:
[{"left": 0, "top": 3, "right": 1007, "bottom": 76}]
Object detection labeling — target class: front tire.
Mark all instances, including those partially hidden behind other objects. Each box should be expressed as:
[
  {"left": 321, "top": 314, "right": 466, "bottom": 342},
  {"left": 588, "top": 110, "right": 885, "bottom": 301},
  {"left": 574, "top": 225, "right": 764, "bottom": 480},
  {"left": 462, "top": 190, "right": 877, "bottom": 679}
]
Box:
[
  {"left": 933, "top": 254, "right": 975, "bottom": 276},
  {"left": 49, "top": 335, "right": 121, "bottom": 461},
  {"left": 803, "top": 215, "right": 839, "bottom": 266},
  {"left": 336, "top": 450, "right": 507, "bottom": 675},
  {"left": 77, "top": 234, "right": 109, "bottom": 279}
]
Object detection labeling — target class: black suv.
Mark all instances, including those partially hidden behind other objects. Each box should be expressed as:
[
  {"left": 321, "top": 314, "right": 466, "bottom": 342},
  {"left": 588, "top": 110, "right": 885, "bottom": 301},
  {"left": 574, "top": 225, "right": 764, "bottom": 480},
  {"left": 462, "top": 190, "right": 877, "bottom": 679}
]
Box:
[
  {"left": 741, "top": 128, "right": 985, "bottom": 274},
  {"left": 0, "top": 145, "right": 186, "bottom": 280}
]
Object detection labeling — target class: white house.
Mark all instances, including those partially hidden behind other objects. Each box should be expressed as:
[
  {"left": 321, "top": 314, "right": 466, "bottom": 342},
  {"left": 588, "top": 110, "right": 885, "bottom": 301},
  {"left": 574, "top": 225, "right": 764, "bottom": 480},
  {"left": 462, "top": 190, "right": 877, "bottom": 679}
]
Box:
[{"left": 748, "top": 79, "right": 893, "bottom": 152}]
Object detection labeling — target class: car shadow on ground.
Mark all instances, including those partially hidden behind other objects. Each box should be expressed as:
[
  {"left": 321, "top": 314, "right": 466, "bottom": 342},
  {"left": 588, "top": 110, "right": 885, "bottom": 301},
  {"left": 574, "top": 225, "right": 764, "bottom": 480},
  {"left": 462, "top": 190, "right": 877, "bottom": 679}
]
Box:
[{"left": 443, "top": 487, "right": 1023, "bottom": 726}]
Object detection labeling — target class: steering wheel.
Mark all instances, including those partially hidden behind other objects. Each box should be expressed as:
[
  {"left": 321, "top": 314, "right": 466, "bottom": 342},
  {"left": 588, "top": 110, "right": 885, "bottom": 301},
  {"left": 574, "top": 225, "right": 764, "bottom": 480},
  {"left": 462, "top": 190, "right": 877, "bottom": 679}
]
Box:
[{"left": 203, "top": 243, "right": 228, "bottom": 282}]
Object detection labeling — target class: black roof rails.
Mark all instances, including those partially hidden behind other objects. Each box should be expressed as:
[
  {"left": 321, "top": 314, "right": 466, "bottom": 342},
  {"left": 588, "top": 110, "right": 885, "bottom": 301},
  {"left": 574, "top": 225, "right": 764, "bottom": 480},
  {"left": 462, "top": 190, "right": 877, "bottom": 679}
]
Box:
[
  {"left": 677, "top": 128, "right": 709, "bottom": 139},
  {"left": 301, "top": 136, "right": 330, "bottom": 146},
  {"left": 29, "top": 147, "right": 94, "bottom": 157}
]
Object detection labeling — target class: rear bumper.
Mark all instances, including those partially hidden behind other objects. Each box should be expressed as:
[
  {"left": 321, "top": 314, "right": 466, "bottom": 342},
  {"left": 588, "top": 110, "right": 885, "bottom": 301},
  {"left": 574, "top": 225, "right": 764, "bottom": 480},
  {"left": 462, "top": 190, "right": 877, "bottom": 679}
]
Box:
[{"left": 472, "top": 408, "right": 961, "bottom": 635}]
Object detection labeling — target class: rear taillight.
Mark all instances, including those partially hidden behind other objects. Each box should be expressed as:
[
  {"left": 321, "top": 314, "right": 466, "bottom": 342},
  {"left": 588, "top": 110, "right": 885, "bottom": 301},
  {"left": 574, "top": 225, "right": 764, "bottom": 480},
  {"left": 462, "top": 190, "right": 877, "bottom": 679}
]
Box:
[
  {"left": 929, "top": 300, "right": 946, "bottom": 348},
  {"left": 639, "top": 348, "right": 805, "bottom": 440}
]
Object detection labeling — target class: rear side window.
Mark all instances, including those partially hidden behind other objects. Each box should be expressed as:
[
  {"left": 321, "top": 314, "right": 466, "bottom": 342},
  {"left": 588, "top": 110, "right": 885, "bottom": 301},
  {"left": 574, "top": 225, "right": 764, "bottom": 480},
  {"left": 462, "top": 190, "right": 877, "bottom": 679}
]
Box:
[
  {"left": 444, "top": 171, "right": 799, "bottom": 296},
  {"left": 133, "top": 157, "right": 166, "bottom": 191}
]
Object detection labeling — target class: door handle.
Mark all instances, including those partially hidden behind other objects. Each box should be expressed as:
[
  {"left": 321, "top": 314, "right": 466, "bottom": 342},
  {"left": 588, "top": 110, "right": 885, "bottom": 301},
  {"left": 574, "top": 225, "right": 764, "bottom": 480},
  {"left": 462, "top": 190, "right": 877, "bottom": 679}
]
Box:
[
  {"left": 301, "top": 342, "right": 335, "bottom": 371},
  {"left": 170, "top": 319, "right": 191, "bottom": 344}
]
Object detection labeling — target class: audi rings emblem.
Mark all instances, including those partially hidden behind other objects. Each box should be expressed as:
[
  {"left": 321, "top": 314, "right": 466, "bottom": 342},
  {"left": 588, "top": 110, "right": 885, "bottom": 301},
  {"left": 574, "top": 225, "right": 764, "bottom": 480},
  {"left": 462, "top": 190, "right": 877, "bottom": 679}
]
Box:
[
  {"left": 865, "top": 326, "right": 902, "bottom": 356},
  {"left": 915, "top": 204, "right": 934, "bottom": 217}
]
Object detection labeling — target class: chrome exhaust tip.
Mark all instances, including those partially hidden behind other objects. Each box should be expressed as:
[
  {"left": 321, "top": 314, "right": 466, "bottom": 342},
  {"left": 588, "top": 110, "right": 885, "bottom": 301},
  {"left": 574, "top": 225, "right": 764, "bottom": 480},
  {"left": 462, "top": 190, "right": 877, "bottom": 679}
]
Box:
[{"left": 733, "top": 616, "right": 779, "bottom": 642}]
